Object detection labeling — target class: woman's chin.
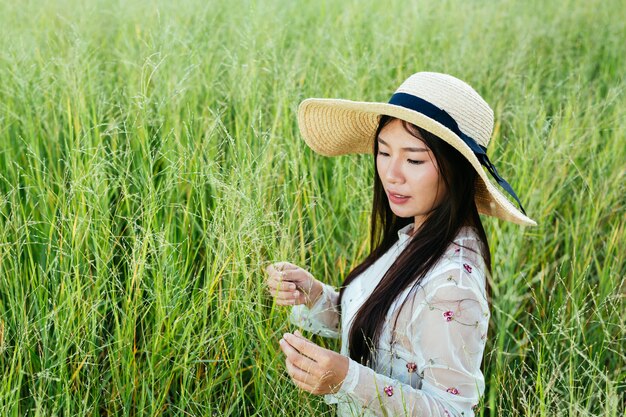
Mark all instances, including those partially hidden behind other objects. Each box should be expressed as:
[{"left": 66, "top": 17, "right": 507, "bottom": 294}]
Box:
[{"left": 390, "top": 206, "right": 415, "bottom": 218}]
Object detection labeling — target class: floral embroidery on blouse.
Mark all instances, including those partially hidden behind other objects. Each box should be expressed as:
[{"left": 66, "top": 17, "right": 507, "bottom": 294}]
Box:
[
  {"left": 446, "top": 274, "right": 458, "bottom": 285},
  {"left": 288, "top": 224, "right": 490, "bottom": 417}
]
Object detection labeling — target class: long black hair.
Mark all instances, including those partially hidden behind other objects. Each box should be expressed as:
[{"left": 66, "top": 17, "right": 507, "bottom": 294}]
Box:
[{"left": 337, "top": 114, "right": 492, "bottom": 367}]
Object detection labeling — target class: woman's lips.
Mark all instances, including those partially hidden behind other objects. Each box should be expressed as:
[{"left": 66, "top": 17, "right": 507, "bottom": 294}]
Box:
[{"left": 388, "top": 192, "right": 410, "bottom": 204}]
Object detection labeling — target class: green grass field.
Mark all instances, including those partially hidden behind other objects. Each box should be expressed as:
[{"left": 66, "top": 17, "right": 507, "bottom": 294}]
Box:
[{"left": 0, "top": 0, "right": 624, "bottom": 415}]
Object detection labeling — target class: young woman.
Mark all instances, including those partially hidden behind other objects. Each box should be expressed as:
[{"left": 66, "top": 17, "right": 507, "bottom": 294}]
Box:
[{"left": 265, "top": 72, "right": 536, "bottom": 417}]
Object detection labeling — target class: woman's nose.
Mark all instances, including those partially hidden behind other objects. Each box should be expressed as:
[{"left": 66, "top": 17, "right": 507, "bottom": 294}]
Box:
[{"left": 384, "top": 157, "right": 404, "bottom": 183}]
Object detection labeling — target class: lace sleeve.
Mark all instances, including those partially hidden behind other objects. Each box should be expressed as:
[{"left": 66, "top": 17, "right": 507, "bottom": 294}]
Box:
[{"left": 289, "top": 282, "right": 340, "bottom": 338}]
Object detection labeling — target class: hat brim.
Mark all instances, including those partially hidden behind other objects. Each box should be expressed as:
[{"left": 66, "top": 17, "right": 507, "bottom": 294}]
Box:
[{"left": 297, "top": 98, "right": 537, "bottom": 226}]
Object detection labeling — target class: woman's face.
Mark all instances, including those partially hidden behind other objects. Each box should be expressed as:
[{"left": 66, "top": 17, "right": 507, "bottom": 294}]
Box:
[{"left": 376, "top": 118, "right": 447, "bottom": 230}]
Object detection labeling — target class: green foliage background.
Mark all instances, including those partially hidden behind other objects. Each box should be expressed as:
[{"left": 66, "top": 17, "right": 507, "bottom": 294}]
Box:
[{"left": 0, "top": 0, "right": 623, "bottom": 415}]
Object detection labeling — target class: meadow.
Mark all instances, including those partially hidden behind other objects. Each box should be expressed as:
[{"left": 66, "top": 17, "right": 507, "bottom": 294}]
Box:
[{"left": 0, "top": 0, "right": 624, "bottom": 415}]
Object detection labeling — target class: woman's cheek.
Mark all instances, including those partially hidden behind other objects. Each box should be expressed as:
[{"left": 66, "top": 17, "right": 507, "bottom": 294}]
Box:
[
  {"left": 376, "top": 157, "right": 386, "bottom": 176},
  {"left": 424, "top": 166, "right": 444, "bottom": 205}
]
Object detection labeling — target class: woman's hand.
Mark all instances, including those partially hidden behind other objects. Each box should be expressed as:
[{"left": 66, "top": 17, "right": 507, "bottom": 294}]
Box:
[
  {"left": 264, "top": 261, "right": 323, "bottom": 308},
  {"left": 279, "top": 330, "right": 349, "bottom": 395}
]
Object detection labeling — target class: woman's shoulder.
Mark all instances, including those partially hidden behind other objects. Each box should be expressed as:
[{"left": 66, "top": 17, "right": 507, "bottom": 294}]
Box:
[
  {"left": 420, "top": 226, "right": 489, "bottom": 292},
  {"left": 452, "top": 224, "right": 483, "bottom": 244},
  {"left": 450, "top": 225, "right": 488, "bottom": 266}
]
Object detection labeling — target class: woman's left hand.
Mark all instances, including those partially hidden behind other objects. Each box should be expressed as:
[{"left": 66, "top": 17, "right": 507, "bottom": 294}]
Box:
[{"left": 279, "top": 330, "right": 349, "bottom": 395}]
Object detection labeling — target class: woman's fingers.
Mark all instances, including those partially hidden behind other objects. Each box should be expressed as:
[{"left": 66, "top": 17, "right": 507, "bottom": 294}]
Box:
[
  {"left": 266, "top": 263, "right": 308, "bottom": 288},
  {"left": 277, "top": 269, "right": 314, "bottom": 293},
  {"left": 284, "top": 357, "right": 327, "bottom": 394},
  {"left": 284, "top": 361, "right": 319, "bottom": 394},
  {"left": 267, "top": 289, "right": 300, "bottom": 305},
  {"left": 266, "top": 276, "right": 298, "bottom": 294},
  {"left": 265, "top": 274, "right": 302, "bottom": 304},
  {"left": 284, "top": 357, "right": 311, "bottom": 384},
  {"left": 265, "top": 262, "right": 298, "bottom": 275},
  {"left": 265, "top": 275, "right": 296, "bottom": 291},
  {"left": 279, "top": 337, "right": 320, "bottom": 377},
  {"left": 266, "top": 263, "right": 309, "bottom": 285},
  {"left": 265, "top": 268, "right": 293, "bottom": 290},
  {"left": 265, "top": 262, "right": 318, "bottom": 306},
  {"left": 265, "top": 266, "right": 295, "bottom": 287}
]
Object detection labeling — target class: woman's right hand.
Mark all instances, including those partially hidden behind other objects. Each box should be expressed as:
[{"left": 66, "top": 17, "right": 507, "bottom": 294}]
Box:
[{"left": 264, "top": 261, "right": 324, "bottom": 308}]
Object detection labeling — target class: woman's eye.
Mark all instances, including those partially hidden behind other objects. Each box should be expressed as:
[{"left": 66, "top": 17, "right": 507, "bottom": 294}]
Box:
[{"left": 378, "top": 151, "right": 423, "bottom": 165}]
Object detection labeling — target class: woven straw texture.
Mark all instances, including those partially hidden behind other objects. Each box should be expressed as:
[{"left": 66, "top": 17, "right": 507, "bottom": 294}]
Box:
[{"left": 297, "top": 72, "right": 536, "bottom": 226}]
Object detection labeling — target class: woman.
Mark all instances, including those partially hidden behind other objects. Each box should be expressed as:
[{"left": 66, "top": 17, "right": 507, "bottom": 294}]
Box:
[{"left": 265, "top": 72, "right": 536, "bottom": 417}]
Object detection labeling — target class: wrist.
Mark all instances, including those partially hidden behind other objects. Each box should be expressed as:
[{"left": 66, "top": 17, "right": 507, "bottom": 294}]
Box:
[
  {"left": 330, "top": 355, "right": 350, "bottom": 394},
  {"left": 305, "top": 281, "right": 324, "bottom": 309}
]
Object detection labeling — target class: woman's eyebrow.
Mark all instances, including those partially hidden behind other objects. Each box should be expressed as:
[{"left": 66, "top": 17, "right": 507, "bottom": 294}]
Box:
[{"left": 377, "top": 137, "right": 429, "bottom": 152}]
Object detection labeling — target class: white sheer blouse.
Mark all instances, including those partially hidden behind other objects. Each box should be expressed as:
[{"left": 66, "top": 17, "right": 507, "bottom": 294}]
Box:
[{"left": 289, "top": 223, "right": 490, "bottom": 417}]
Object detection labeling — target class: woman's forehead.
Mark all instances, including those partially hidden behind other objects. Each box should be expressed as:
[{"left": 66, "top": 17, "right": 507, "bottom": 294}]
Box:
[{"left": 378, "top": 119, "right": 429, "bottom": 150}]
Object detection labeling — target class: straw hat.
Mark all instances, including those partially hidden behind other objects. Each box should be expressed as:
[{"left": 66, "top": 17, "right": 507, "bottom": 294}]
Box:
[{"left": 297, "top": 71, "right": 536, "bottom": 226}]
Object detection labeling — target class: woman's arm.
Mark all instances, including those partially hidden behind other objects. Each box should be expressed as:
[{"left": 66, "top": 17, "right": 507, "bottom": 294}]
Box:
[{"left": 289, "top": 281, "right": 340, "bottom": 338}]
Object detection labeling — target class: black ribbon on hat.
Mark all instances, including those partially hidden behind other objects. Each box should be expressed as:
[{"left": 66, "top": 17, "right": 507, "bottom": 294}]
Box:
[{"left": 388, "top": 92, "right": 527, "bottom": 215}]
